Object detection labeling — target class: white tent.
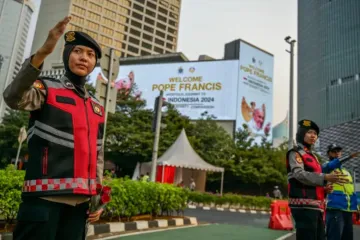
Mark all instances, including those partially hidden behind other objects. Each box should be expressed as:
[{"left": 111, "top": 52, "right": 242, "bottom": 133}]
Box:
[{"left": 133, "top": 129, "right": 225, "bottom": 195}]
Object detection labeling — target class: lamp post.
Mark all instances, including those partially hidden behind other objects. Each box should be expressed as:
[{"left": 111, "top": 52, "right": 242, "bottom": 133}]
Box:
[{"left": 285, "top": 36, "right": 296, "bottom": 150}]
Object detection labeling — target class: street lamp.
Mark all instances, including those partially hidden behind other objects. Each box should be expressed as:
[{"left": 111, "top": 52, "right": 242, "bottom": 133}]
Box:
[{"left": 285, "top": 36, "right": 296, "bottom": 150}]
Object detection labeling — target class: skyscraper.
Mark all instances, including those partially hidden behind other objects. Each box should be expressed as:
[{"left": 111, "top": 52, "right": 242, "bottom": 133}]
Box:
[
  {"left": 297, "top": 0, "right": 360, "bottom": 128},
  {"left": 31, "top": 0, "right": 182, "bottom": 71},
  {"left": 0, "top": 0, "right": 35, "bottom": 119}
]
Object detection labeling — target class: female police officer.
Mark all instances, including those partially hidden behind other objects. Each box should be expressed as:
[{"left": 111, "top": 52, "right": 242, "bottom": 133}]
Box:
[{"left": 286, "top": 119, "right": 348, "bottom": 240}]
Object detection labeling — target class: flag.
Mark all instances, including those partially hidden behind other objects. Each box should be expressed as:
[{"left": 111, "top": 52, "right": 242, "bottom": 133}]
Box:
[{"left": 18, "top": 126, "right": 27, "bottom": 143}]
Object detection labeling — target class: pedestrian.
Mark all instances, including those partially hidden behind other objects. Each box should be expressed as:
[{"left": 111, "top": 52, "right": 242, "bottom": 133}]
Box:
[
  {"left": 286, "top": 119, "right": 348, "bottom": 240},
  {"left": 273, "top": 186, "right": 282, "bottom": 199},
  {"left": 3, "top": 16, "right": 105, "bottom": 240},
  {"left": 189, "top": 178, "right": 196, "bottom": 191},
  {"left": 322, "top": 144, "right": 359, "bottom": 240}
]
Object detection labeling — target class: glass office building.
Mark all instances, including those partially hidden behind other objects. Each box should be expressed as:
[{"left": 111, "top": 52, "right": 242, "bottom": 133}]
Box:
[{"left": 297, "top": 0, "right": 360, "bottom": 128}]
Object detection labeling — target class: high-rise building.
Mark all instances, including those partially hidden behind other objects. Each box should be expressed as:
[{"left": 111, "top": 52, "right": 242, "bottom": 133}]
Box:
[
  {"left": 31, "top": 0, "right": 182, "bottom": 71},
  {"left": 0, "top": 0, "right": 35, "bottom": 119},
  {"left": 297, "top": 0, "right": 360, "bottom": 129}
]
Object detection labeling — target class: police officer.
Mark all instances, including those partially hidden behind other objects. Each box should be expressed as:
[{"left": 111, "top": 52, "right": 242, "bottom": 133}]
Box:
[
  {"left": 286, "top": 119, "right": 348, "bottom": 240},
  {"left": 323, "top": 144, "right": 359, "bottom": 240},
  {"left": 3, "top": 16, "right": 105, "bottom": 240}
]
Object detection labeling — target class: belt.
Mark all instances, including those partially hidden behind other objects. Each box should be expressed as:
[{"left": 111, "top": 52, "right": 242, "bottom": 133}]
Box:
[{"left": 289, "top": 198, "right": 325, "bottom": 209}]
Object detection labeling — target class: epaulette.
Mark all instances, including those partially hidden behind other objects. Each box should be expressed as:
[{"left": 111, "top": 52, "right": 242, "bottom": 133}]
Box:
[{"left": 38, "top": 76, "right": 60, "bottom": 82}]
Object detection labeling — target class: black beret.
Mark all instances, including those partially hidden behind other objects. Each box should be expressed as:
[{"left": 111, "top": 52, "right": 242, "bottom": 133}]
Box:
[
  {"left": 327, "top": 144, "right": 342, "bottom": 153},
  {"left": 64, "top": 31, "right": 102, "bottom": 59},
  {"left": 298, "top": 119, "right": 320, "bottom": 135}
]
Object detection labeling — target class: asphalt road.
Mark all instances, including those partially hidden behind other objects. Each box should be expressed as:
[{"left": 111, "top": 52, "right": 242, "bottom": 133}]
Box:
[{"left": 184, "top": 208, "right": 271, "bottom": 228}]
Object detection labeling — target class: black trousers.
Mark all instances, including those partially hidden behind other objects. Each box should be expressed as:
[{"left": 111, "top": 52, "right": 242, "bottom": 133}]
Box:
[
  {"left": 13, "top": 197, "right": 89, "bottom": 240},
  {"left": 291, "top": 208, "right": 326, "bottom": 240},
  {"left": 326, "top": 209, "right": 353, "bottom": 240}
]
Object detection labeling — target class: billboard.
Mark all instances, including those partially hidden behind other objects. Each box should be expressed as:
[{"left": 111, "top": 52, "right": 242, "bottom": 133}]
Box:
[
  {"left": 88, "top": 60, "right": 239, "bottom": 120},
  {"left": 235, "top": 42, "right": 274, "bottom": 142}
]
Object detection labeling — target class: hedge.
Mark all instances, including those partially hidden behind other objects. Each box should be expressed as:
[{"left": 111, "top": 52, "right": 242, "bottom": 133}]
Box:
[{"left": 0, "top": 165, "right": 273, "bottom": 226}]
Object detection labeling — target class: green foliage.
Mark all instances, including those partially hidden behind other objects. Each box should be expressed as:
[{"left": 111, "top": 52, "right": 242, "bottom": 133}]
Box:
[
  {"left": 188, "top": 191, "right": 272, "bottom": 210},
  {"left": 0, "top": 165, "right": 25, "bottom": 225},
  {"left": 0, "top": 109, "right": 29, "bottom": 168},
  {"left": 102, "top": 179, "right": 189, "bottom": 220}
]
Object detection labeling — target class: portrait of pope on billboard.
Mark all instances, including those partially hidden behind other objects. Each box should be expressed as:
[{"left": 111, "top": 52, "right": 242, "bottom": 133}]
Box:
[{"left": 241, "top": 96, "right": 271, "bottom": 136}]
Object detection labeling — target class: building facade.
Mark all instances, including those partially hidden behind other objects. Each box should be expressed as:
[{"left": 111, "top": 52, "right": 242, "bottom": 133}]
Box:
[
  {"left": 31, "top": 0, "right": 182, "bottom": 71},
  {"left": 297, "top": 0, "right": 360, "bottom": 129},
  {"left": 0, "top": 0, "right": 34, "bottom": 119}
]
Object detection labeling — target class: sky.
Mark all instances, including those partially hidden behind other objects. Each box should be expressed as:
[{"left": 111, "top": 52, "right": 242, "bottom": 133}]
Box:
[
  {"left": 177, "top": 0, "right": 297, "bottom": 125},
  {"left": 25, "top": 0, "right": 297, "bottom": 126}
]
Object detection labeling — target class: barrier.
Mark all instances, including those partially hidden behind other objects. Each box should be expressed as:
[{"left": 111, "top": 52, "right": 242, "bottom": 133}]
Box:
[
  {"left": 268, "top": 200, "right": 294, "bottom": 231},
  {"left": 353, "top": 212, "right": 360, "bottom": 225}
]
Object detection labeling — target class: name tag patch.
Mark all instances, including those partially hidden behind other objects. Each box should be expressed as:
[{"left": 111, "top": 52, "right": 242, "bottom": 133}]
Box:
[{"left": 91, "top": 101, "right": 103, "bottom": 116}]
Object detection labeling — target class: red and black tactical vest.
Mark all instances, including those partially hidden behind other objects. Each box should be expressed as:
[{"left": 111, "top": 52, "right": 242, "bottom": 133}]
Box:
[
  {"left": 23, "top": 77, "right": 104, "bottom": 197},
  {"left": 286, "top": 147, "right": 325, "bottom": 210}
]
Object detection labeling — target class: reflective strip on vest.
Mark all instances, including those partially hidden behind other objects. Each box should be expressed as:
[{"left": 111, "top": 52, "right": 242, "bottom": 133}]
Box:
[
  {"left": 23, "top": 178, "right": 96, "bottom": 192},
  {"left": 289, "top": 198, "right": 325, "bottom": 209},
  {"left": 327, "top": 168, "right": 357, "bottom": 211},
  {"left": 27, "top": 120, "right": 75, "bottom": 148}
]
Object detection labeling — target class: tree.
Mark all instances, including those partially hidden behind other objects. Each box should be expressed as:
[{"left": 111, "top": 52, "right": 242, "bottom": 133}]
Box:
[{"left": 0, "top": 109, "right": 29, "bottom": 168}]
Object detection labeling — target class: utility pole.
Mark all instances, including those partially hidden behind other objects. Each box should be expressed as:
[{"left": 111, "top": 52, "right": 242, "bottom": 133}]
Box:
[
  {"left": 285, "top": 36, "right": 296, "bottom": 150},
  {"left": 150, "top": 91, "right": 164, "bottom": 182}
]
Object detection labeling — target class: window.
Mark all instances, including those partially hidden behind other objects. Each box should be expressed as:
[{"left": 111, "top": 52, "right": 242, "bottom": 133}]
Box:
[
  {"left": 115, "top": 31, "right": 125, "bottom": 40},
  {"left": 88, "top": 11, "right": 101, "bottom": 22},
  {"left": 102, "top": 26, "right": 114, "bottom": 36},
  {"left": 131, "top": 20, "right": 142, "bottom": 29},
  {"left": 128, "top": 45, "right": 139, "bottom": 54},
  {"left": 83, "top": 29, "right": 97, "bottom": 40},
  {"left": 140, "top": 50, "right": 151, "bottom": 56},
  {"left": 167, "top": 35, "right": 174, "bottom": 42},
  {"left": 87, "top": 21, "right": 99, "bottom": 31},
  {"left": 115, "top": 41, "right": 122, "bottom": 49},
  {"left": 143, "top": 33, "right": 153, "bottom": 42},
  {"left": 68, "top": 23, "right": 83, "bottom": 31},
  {"left": 168, "top": 27, "right": 176, "bottom": 35},
  {"left": 154, "top": 46, "right": 163, "bottom": 54},
  {"left": 158, "top": 7, "right": 168, "bottom": 16},
  {"left": 170, "top": 5, "right": 179, "bottom": 12},
  {"left": 160, "top": 0, "right": 169, "bottom": 8},
  {"left": 71, "top": 15, "right": 85, "bottom": 25},
  {"left": 133, "top": 4, "right": 144, "bottom": 12},
  {"left": 144, "top": 25, "right": 154, "bottom": 33},
  {"left": 120, "top": 0, "right": 130, "bottom": 7},
  {"left": 166, "top": 43, "right": 174, "bottom": 50},
  {"left": 146, "top": 9, "right": 156, "bottom": 17},
  {"left": 147, "top": 1, "right": 156, "bottom": 10},
  {"left": 145, "top": 17, "right": 154, "bottom": 25},
  {"left": 135, "top": 0, "right": 145, "bottom": 4},
  {"left": 168, "top": 19, "right": 177, "bottom": 27},
  {"left": 71, "top": 5, "right": 86, "bottom": 16},
  {"left": 116, "top": 22, "right": 125, "bottom": 32},
  {"left": 157, "top": 22, "right": 166, "bottom": 30},
  {"left": 99, "top": 35, "right": 113, "bottom": 45},
  {"left": 105, "top": 0, "right": 117, "bottom": 10},
  {"left": 118, "top": 15, "right": 127, "bottom": 23},
  {"left": 156, "top": 30, "right": 165, "bottom": 38},
  {"left": 155, "top": 38, "right": 164, "bottom": 46},
  {"left": 129, "top": 37, "right": 140, "bottom": 45},
  {"left": 169, "top": 12, "right": 178, "bottom": 20},
  {"left": 104, "top": 9, "right": 116, "bottom": 19},
  {"left": 102, "top": 18, "right": 115, "bottom": 28},
  {"left": 142, "top": 41, "right": 152, "bottom": 50},
  {"left": 89, "top": 2, "right": 102, "bottom": 13},
  {"left": 73, "top": 0, "right": 87, "bottom": 6},
  {"left": 157, "top": 14, "right": 166, "bottom": 22},
  {"left": 130, "top": 28, "right": 141, "bottom": 37},
  {"left": 132, "top": 12, "right": 143, "bottom": 21},
  {"left": 118, "top": 7, "right": 129, "bottom": 15}
]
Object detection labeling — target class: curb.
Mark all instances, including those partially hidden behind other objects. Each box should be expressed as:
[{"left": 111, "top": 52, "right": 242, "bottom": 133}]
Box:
[
  {"left": 0, "top": 217, "right": 197, "bottom": 240},
  {"left": 187, "top": 205, "right": 270, "bottom": 214},
  {"left": 86, "top": 217, "right": 198, "bottom": 237}
]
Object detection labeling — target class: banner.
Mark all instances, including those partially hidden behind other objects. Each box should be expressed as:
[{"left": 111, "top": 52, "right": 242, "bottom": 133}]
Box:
[
  {"left": 236, "top": 42, "right": 274, "bottom": 143},
  {"left": 88, "top": 60, "right": 239, "bottom": 120}
]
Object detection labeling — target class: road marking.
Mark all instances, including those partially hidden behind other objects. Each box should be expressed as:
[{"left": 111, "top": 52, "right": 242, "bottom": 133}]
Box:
[
  {"left": 250, "top": 210, "right": 257, "bottom": 214},
  {"left": 261, "top": 211, "right": 268, "bottom": 214},
  {"left": 216, "top": 208, "right": 224, "bottom": 211},
  {"left": 203, "top": 207, "right": 211, "bottom": 210},
  {"left": 239, "top": 209, "right": 246, "bottom": 213},
  {"left": 188, "top": 205, "right": 197, "bottom": 209},
  {"left": 98, "top": 224, "right": 209, "bottom": 239},
  {"left": 274, "top": 232, "right": 296, "bottom": 240},
  {"left": 229, "top": 209, "right": 237, "bottom": 212}
]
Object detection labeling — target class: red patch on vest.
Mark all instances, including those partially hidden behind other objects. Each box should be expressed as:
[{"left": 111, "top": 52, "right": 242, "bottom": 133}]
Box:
[
  {"left": 91, "top": 101, "right": 103, "bottom": 116},
  {"left": 33, "top": 80, "right": 44, "bottom": 90},
  {"left": 295, "top": 153, "right": 303, "bottom": 164}
]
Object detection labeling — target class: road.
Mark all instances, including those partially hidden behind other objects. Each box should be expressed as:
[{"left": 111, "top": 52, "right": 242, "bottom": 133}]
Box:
[{"left": 97, "top": 209, "right": 360, "bottom": 240}]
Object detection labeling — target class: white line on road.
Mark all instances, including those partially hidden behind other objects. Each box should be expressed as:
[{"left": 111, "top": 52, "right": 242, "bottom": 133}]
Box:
[
  {"left": 203, "top": 207, "right": 210, "bottom": 210},
  {"left": 274, "top": 232, "right": 295, "bottom": 240},
  {"left": 97, "top": 224, "right": 209, "bottom": 240}
]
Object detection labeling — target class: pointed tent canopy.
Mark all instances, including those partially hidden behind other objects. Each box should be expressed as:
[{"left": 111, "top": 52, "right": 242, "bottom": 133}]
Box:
[{"left": 157, "top": 129, "right": 224, "bottom": 172}]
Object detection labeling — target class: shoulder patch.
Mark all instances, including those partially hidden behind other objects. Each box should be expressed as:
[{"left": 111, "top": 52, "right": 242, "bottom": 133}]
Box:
[
  {"left": 90, "top": 101, "right": 103, "bottom": 117},
  {"left": 33, "top": 80, "right": 44, "bottom": 89},
  {"left": 295, "top": 153, "right": 303, "bottom": 164}
]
